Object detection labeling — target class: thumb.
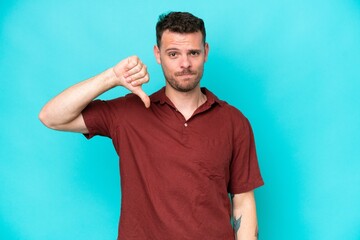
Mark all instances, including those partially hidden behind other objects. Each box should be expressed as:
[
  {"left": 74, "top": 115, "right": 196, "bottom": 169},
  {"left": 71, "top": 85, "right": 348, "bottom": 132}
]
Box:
[{"left": 133, "top": 87, "right": 151, "bottom": 108}]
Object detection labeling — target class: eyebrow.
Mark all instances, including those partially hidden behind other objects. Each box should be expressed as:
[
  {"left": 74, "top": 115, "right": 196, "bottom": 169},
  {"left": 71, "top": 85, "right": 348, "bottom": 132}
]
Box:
[
  {"left": 165, "top": 48, "right": 180, "bottom": 52},
  {"left": 165, "top": 48, "right": 202, "bottom": 52}
]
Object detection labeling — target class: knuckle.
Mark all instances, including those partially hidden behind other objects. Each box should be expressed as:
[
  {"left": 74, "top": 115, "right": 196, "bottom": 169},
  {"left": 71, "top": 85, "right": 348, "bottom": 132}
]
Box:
[
  {"left": 144, "top": 75, "right": 149, "bottom": 82},
  {"left": 135, "top": 65, "right": 140, "bottom": 70},
  {"left": 129, "top": 56, "right": 139, "bottom": 66},
  {"left": 132, "top": 55, "right": 138, "bottom": 61}
]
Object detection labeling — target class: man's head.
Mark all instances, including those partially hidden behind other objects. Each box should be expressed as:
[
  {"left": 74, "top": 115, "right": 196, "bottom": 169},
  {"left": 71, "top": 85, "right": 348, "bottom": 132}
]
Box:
[
  {"left": 154, "top": 12, "right": 209, "bottom": 93},
  {"left": 156, "top": 12, "right": 206, "bottom": 48}
]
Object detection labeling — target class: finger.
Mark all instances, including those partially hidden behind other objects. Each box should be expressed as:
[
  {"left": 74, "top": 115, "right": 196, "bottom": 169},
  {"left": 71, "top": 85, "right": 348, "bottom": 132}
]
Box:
[
  {"left": 124, "top": 65, "right": 143, "bottom": 81},
  {"left": 131, "top": 76, "right": 149, "bottom": 87},
  {"left": 125, "top": 56, "right": 139, "bottom": 70},
  {"left": 124, "top": 57, "right": 141, "bottom": 76},
  {"left": 133, "top": 88, "right": 151, "bottom": 108},
  {"left": 126, "top": 66, "right": 149, "bottom": 85},
  {"left": 129, "top": 69, "right": 149, "bottom": 85}
]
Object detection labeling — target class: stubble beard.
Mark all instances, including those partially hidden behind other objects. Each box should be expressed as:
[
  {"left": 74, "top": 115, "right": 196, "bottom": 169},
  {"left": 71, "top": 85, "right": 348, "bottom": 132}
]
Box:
[{"left": 164, "top": 68, "right": 204, "bottom": 93}]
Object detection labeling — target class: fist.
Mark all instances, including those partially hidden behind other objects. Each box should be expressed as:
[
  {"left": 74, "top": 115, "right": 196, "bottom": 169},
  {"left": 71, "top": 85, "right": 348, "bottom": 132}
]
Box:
[
  {"left": 113, "top": 56, "right": 149, "bottom": 87},
  {"left": 113, "top": 56, "right": 151, "bottom": 108}
]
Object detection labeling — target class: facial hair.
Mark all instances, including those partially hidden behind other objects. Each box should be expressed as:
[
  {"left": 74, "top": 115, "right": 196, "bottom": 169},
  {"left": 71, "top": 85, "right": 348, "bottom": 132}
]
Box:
[{"left": 164, "top": 67, "right": 204, "bottom": 93}]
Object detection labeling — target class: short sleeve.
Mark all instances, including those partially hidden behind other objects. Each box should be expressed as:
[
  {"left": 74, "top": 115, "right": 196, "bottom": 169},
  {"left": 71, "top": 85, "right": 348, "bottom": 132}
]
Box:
[
  {"left": 228, "top": 115, "right": 264, "bottom": 194},
  {"left": 82, "top": 99, "right": 117, "bottom": 139}
]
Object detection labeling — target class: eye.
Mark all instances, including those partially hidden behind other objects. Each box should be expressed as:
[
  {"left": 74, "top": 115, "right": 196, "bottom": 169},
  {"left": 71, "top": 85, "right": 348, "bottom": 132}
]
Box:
[
  {"left": 168, "top": 52, "right": 178, "bottom": 58},
  {"left": 189, "top": 51, "right": 200, "bottom": 56}
]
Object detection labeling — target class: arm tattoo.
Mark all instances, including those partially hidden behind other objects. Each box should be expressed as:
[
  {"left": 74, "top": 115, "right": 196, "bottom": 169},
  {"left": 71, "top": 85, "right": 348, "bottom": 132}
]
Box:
[{"left": 233, "top": 215, "right": 242, "bottom": 239}]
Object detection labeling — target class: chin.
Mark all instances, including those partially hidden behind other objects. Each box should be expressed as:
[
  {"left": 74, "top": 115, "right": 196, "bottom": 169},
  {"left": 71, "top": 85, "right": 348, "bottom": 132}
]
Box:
[
  {"left": 166, "top": 76, "right": 201, "bottom": 92},
  {"left": 177, "top": 83, "right": 200, "bottom": 92}
]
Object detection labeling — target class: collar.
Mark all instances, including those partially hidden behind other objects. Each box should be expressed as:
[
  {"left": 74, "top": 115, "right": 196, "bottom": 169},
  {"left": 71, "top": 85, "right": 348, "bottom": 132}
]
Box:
[{"left": 150, "top": 87, "right": 224, "bottom": 107}]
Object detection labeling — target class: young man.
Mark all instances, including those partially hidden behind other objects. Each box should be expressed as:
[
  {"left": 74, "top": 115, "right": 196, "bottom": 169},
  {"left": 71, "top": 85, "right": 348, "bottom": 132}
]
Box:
[{"left": 39, "top": 12, "right": 264, "bottom": 239}]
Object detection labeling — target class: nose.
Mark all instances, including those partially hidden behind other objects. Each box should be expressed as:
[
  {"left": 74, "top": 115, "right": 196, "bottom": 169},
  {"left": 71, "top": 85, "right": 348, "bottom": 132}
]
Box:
[{"left": 180, "top": 55, "right": 191, "bottom": 69}]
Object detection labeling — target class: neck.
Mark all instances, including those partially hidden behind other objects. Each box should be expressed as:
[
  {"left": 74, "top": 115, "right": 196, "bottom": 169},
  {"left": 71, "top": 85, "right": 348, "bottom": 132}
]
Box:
[{"left": 165, "top": 85, "right": 206, "bottom": 120}]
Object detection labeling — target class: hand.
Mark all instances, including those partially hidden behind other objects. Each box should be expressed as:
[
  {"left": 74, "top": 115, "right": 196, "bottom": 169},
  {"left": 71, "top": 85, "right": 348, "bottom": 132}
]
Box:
[{"left": 113, "top": 56, "right": 150, "bottom": 108}]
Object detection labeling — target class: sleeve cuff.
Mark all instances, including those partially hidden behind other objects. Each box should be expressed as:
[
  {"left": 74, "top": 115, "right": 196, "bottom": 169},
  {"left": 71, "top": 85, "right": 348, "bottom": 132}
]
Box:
[{"left": 228, "top": 178, "right": 264, "bottom": 194}]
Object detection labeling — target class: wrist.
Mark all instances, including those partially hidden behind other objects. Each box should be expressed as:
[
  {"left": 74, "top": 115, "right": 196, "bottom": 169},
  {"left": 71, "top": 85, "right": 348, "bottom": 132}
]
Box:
[{"left": 102, "top": 67, "right": 120, "bottom": 89}]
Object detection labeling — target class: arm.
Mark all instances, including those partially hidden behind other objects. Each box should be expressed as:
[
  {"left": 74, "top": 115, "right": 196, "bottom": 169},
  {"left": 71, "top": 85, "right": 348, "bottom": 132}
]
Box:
[
  {"left": 231, "top": 191, "right": 259, "bottom": 240},
  {"left": 38, "top": 56, "right": 150, "bottom": 133}
]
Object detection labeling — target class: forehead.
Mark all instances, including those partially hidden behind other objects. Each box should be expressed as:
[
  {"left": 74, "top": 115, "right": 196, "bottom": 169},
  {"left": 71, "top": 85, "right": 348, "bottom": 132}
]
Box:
[{"left": 159, "top": 30, "right": 203, "bottom": 50}]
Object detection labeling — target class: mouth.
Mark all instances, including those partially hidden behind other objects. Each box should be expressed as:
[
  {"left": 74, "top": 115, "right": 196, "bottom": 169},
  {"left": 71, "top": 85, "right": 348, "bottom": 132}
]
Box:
[
  {"left": 175, "top": 70, "right": 196, "bottom": 77},
  {"left": 179, "top": 74, "right": 194, "bottom": 77}
]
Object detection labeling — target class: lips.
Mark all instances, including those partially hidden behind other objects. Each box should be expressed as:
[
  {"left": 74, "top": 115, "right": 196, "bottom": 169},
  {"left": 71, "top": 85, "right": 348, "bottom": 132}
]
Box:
[{"left": 175, "top": 70, "right": 196, "bottom": 76}]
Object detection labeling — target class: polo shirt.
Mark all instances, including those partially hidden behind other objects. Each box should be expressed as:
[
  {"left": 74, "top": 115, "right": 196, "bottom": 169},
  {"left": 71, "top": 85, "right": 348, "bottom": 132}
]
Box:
[{"left": 82, "top": 87, "right": 264, "bottom": 240}]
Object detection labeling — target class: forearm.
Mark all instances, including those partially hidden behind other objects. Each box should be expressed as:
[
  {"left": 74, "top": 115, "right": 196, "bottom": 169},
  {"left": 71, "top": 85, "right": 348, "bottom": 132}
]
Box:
[
  {"left": 39, "top": 56, "right": 150, "bottom": 132},
  {"left": 232, "top": 191, "right": 259, "bottom": 240},
  {"left": 39, "top": 68, "right": 116, "bottom": 129}
]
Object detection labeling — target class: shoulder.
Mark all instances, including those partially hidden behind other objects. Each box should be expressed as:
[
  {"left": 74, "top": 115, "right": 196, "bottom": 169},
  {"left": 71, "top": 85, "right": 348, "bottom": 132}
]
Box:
[
  {"left": 203, "top": 88, "right": 250, "bottom": 127},
  {"left": 222, "top": 102, "right": 250, "bottom": 130},
  {"left": 204, "top": 88, "right": 246, "bottom": 117},
  {"left": 96, "top": 93, "right": 143, "bottom": 109},
  {"left": 83, "top": 93, "right": 145, "bottom": 120}
]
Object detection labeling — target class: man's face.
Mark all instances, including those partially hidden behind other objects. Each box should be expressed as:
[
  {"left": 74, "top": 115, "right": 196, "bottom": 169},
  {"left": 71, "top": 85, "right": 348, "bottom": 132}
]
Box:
[{"left": 154, "top": 30, "right": 209, "bottom": 92}]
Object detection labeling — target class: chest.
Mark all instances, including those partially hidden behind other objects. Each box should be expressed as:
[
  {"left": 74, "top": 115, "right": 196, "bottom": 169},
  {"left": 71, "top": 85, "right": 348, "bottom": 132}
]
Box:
[{"left": 115, "top": 107, "right": 234, "bottom": 182}]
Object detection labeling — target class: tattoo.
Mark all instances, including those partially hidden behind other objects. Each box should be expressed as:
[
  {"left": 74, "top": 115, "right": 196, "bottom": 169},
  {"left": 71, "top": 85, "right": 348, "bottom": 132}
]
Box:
[
  {"left": 233, "top": 215, "right": 242, "bottom": 239},
  {"left": 255, "top": 225, "right": 259, "bottom": 239}
]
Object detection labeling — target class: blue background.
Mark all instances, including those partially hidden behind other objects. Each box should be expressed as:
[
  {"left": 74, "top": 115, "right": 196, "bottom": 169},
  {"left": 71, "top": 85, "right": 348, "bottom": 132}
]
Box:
[{"left": 1, "top": 0, "right": 359, "bottom": 239}]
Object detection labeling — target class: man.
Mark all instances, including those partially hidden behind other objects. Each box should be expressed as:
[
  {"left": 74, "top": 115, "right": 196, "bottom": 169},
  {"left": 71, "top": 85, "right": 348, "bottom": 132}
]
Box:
[{"left": 39, "top": 12, "right": 264, "bottom": 239}]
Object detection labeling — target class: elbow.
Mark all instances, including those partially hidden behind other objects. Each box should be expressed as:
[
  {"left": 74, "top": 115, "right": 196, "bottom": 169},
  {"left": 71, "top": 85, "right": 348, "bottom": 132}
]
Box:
[{"left": 38, "top": 108, "right": 57, "bottom": 130}]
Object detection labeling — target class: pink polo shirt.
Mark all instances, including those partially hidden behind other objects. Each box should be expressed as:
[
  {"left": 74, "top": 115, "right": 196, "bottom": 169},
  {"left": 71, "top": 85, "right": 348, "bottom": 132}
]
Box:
[{"left": 82, "top": 87, "right": 264, "bottom": 240}]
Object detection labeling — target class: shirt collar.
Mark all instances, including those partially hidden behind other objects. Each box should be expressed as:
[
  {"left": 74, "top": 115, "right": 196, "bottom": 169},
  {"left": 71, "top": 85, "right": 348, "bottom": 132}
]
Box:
[{"left": 150, "top": 87, "right": 224, "bottom": 107}]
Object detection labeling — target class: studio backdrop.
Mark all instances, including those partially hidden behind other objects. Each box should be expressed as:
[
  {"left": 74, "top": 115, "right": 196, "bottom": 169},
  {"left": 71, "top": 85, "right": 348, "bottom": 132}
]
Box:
[{"left": 1, "top": 0, "right": 359, "bottom": 239}]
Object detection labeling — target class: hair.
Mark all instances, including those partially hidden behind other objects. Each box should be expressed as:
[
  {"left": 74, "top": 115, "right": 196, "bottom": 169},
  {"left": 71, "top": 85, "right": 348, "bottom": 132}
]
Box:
[{"left": 156, "top": 11, "right": 206, "bottom": 47}]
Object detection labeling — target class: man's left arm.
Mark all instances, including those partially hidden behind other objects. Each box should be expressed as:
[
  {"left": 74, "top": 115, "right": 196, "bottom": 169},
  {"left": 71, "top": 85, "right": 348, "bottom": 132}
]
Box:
[{"left": 232, "top": 191, "right": 259, "bottom": 240}]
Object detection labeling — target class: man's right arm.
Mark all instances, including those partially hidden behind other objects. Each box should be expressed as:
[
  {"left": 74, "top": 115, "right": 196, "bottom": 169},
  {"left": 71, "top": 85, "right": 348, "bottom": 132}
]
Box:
[{"left": 38, "top": 56, "right": 150, "bottom": 133}]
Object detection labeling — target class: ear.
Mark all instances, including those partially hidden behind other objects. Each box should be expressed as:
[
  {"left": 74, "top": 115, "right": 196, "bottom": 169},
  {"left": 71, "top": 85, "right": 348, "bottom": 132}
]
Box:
[
  {"left": 153, "top": 45, "right": 161, "bottom": 64},
  {"left": 204, "top": 43, "right": 209, "bottom": 62}
]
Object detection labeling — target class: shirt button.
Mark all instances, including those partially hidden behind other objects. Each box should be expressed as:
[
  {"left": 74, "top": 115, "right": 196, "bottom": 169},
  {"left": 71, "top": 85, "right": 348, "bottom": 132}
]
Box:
[{"left": 184, "top": 123, "right": 188, "bottom": 127}]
